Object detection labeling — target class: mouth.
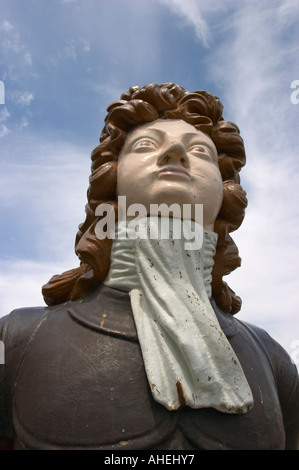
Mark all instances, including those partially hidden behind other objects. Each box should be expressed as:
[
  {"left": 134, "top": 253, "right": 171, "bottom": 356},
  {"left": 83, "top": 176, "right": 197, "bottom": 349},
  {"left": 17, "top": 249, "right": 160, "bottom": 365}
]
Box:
[{"left": 158, "top": 166, "right": 191, "bottom": 181}]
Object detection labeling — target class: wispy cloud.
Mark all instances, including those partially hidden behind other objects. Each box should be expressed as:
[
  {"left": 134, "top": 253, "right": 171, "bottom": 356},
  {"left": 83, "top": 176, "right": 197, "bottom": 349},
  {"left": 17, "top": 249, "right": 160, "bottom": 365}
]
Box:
[
  {"left": 0, "top": 107, "right": 10, "bottom": 138},
  {"left": 159, "top": 0, "right": 211, "bottom": 45},
  {"left": 1, "top": 134, "right": 91, "bottom": 259},
  {"left": 13, "top": 90, "right": 34, "bottom": 106},
  {"left": 0, "top": 124, "right": 10, "bottom": 138},
  {"left": 0, "top": 92, "right": 33, "bottom": 136},
  {"left": 0, "top": 132, "right": 91, "bottom": 314},
  {"left": 0, "top": 259, "right": 63, "bottom": 315},
  {"left": 52, "top": 37, "right": 90, "bottom": 65},
  {"left": 0, "top": 18, "right": 35, "bottom": 133},
  {"left": 0, "top": 107, "right": 10, "bottom": 121},
  {"left": 0, "top": 19, "right": 32, "bottom": 66}
]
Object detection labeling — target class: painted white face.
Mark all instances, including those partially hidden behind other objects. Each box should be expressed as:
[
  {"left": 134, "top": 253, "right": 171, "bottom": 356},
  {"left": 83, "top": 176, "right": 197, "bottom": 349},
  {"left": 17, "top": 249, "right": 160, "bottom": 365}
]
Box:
[{"left": 117, "top": 119, "right": 223, "bottom": 231}]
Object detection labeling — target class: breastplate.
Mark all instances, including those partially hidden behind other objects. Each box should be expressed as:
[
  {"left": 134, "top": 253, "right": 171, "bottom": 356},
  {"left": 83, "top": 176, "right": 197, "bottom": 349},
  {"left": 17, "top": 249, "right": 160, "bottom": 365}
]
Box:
[{"left": 11, "top": 286, "right": 286, "bottom": 450}]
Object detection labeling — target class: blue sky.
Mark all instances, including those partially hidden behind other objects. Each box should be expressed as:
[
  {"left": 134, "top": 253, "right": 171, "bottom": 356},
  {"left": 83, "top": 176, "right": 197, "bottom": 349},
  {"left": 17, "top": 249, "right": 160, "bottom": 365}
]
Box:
[{"left": 0, "top": 0, "right": 299, "bottom": 364}]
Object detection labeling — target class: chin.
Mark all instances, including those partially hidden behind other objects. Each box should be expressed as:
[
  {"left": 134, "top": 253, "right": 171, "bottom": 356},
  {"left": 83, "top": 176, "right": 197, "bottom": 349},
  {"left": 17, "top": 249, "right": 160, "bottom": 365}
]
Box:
[{"left": 150, "top": 185, "right": 194, "bottom": 205}]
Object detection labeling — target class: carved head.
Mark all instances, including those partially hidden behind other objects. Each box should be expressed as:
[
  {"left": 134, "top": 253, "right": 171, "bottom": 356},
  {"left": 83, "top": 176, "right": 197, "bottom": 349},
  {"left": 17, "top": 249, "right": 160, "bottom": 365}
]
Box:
[{"left": 42, "top": 83, "right": 247, "bottom": 314}]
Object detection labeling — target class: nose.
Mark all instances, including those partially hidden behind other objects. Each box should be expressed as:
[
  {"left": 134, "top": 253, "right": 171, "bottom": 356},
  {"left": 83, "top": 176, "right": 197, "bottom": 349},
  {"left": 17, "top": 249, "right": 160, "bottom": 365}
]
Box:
[{"left": 157, "top": 141, "right": 189, "bottom": 168}]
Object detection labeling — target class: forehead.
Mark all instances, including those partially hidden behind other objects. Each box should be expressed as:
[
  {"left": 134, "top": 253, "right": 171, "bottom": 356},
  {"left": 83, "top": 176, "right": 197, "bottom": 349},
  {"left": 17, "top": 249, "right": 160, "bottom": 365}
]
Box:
[{"left": 125, "top": 118, "right": 213, "bottom": 145}]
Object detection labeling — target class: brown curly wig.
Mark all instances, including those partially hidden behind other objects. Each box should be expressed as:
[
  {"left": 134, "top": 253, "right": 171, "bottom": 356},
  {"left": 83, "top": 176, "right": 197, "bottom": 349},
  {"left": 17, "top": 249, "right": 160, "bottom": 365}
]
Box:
[{"left": 42, "top": 83, "right": 247, "bottom": 314}]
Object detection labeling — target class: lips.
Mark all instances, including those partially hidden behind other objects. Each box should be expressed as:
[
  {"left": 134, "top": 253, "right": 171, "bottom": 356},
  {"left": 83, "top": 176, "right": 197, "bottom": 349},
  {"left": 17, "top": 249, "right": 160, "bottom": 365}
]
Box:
[{"left": 158, "top": 166, "right": 191, "bottom": 181}]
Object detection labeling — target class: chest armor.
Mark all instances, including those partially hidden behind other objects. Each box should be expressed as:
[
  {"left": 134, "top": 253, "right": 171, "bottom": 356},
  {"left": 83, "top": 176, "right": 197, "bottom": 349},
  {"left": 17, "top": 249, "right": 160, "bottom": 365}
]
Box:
[{"left": 11, "top": 286, "right": 285, "bottom": 450}]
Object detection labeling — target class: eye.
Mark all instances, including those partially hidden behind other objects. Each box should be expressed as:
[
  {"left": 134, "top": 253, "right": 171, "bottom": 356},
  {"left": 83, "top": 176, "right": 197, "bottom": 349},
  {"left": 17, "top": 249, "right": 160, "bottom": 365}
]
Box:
[
  {"left": 190, "top": 144, "right": 213, "bottom": 159},
  {"left": 133, "top": 138, "right": 156, "bottom": 150},
  {"left": 191, "top": 145, "right": 208, "bottom": 153},
  {"left": 139, "top": 139, "right": 152, "bottom": 147}
]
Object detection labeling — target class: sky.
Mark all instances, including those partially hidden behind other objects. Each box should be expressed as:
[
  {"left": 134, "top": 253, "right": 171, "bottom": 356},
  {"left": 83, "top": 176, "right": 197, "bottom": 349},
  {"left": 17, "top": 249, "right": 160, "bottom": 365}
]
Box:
[{"left": 0, "top": 0, "right": 299, "bottom": 366}]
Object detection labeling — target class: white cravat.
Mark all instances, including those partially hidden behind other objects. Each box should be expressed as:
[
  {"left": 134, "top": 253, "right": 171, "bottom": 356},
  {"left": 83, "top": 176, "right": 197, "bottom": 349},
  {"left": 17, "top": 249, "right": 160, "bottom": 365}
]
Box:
[{"left": 104, "top": 217, "right": 253, "bottom": 413}]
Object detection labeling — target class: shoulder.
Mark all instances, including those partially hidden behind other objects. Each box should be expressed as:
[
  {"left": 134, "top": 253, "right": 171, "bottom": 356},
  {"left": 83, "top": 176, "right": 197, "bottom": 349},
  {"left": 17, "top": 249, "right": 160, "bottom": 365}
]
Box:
[
  {"left": 0, "top": 307, "right": 50, "bottom": 389},
  {"left": 0, "top": 302, "right": 72, "bottom": 375},
  {"left": 0, "top": 306, "right": 49, "bottom": 438},
  {"left": 236, "top": 318, "right": 297, "bottom": 376},
  {"left": 235, "top": 318, "right": 298, "bottom": 381},
  {"left": 1, "top": 306, "right": 48, "bottom": 350},
  {"left": 237, "top": 318, "right": 299, "bottom": 428}
]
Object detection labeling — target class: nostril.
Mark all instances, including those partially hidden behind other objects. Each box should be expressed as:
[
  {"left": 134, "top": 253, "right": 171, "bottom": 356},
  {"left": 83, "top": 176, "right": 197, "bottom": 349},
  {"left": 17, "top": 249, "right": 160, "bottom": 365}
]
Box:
[
  {"left": 158, "top": 144, "right": 189, "bottom": 167},
  {"left": 180, "top": 156, "right": 188, "bottom": 167}
]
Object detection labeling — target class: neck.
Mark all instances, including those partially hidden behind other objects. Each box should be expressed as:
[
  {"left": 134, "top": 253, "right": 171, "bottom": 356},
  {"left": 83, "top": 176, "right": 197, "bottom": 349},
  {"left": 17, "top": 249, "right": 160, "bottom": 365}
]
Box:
[{"left": 104, "top": 216, "right": 217, "bottom": 298}]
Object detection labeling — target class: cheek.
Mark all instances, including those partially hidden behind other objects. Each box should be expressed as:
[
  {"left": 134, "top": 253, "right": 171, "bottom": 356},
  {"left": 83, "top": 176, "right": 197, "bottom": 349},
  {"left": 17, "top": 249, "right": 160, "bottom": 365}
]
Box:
[
  {"left": 209, "top": 171, "right": 223, "bottom": 211},
  {"left": 193, "top": 168, "right": 223, "bottom": 226},
  {"left": 117, "top": 156, "right": 136, "bottom": 194},
  {"left": 194, "top": 166, "right": 223, "bottom": 200},
  {"left": 117, "top": 160, "right": 130, "bottom": 197},
  {"left": 211, "top": 173, "right": 224, "bottom": 204},
  {"left": 117, "top": 158, "right": 150, "bottom": 198}
]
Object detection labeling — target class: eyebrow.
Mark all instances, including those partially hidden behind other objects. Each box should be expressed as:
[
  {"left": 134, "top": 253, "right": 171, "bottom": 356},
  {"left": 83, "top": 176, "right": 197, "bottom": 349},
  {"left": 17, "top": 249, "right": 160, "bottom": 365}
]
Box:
[
  {"left": 182, "top": 132, "right": 215, "bottom": 150},
  {"left": 127, "top": 127, "right": 165, "bottom": 144}
]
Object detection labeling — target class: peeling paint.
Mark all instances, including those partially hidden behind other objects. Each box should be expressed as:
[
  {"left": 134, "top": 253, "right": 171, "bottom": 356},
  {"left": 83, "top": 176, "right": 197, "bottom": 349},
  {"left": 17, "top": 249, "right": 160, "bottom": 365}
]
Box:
[
  {"left": 176, "top": 380, "right": 186, "bottom": 408},
  {"left": 119, "top": 439, "right": 131, "bottom": 446},
  {"left": 151, "top": 383, "right": 160, "bottom": 395}
]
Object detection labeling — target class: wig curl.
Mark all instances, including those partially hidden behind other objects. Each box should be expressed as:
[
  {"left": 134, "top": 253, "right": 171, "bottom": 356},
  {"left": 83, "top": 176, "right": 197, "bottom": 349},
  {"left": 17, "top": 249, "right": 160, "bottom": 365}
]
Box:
[{"left": 42, "top": 83, "right": 247, "bottom": 314}]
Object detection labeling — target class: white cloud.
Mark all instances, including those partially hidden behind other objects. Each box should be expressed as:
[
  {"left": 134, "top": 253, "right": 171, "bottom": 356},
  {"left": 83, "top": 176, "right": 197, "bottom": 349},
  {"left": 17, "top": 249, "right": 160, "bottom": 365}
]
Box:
[
  {"left": 17, "top": 117, "right": 29, "bottom": 130},
  {"left": 89, "top": 81, "right": 124, "bottom": 104},
  {"left": 159, "top": 0, "right": 211, "bottom": 45},
  {"left": 1, "top": 134, "right": 91, "bottom": 259},
  {"left": 278, "top": 0, "right": 299, "bottom": 23},
  {"left": 13, "top": 90, "right": 34, "bottom": 106},
  {"left": 51, "top": 37, "right": 90, "bottom": 65},
  {"left": 0, "top": 107, "right": 10, "bottom": 121},
  {"left": 0, "top": 20, "right": 32, "bottom": 66},
  {"left": 0, "top": 259, "right": 63, "bottom": 316},
  {"left": 0, "top": 99, "right": 32, "bottom": 134},
  {"left": 23, "top": 51, "right": 32, "bottom": 66},
  {"left": 0, "top": 124, "right": 10, "bottom": 138},
  {"left": 0, "top": 20, "right": 13, "bottom": 32},
  {"left": 58, "top": 1, "right": 163, "bottom": 77},
  {"left": 0, "top": 133, "right": 91, "bottom": 317},
  {"left": 0, "top": 124, "right": 10, "bottom": 137}
]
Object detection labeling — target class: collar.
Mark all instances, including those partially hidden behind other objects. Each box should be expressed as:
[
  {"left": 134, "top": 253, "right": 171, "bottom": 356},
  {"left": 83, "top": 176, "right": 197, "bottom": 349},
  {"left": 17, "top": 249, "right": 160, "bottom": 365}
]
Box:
[{"left": 67, "top": 284, "right": 239, "bottom": 341}]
